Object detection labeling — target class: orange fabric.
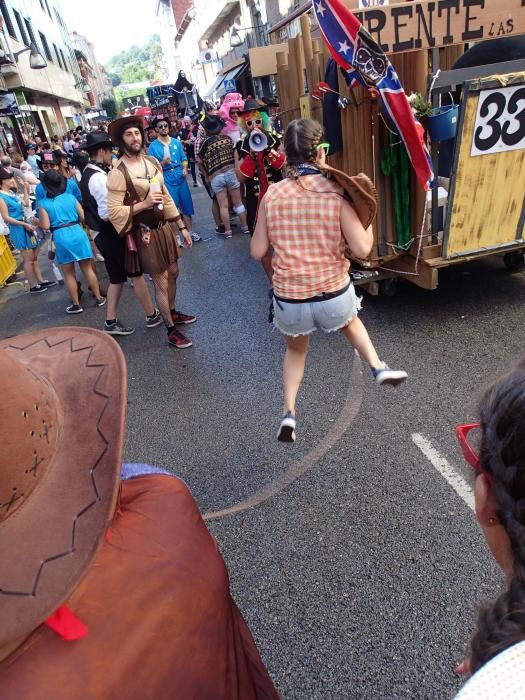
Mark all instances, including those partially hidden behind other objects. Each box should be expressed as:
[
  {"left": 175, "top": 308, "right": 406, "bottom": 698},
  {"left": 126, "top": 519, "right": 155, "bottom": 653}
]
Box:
[
  {"left": 265, "top": 175, "right": 349, "bottom": 299},
  {"left": 0, "top": 475, "right": 281, "bottom": 700}
]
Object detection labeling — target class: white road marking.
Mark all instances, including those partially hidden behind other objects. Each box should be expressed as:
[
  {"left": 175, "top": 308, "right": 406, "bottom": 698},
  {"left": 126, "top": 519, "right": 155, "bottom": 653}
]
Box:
[{"left": 411, "top": 433, "right": 474, "bottom": 511}]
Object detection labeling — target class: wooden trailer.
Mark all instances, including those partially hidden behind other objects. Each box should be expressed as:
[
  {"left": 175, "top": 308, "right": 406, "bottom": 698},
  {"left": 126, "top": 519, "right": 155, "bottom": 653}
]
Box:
[{"left": 270, "top": 0, "right": 525, "bottom": 294}]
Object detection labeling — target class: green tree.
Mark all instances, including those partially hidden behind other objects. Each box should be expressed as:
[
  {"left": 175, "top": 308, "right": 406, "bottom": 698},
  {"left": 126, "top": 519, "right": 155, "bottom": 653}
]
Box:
[
  {"left": 101, "top": 97, "right": 118, "bottom": 120},
  {"left": 109, "top": 73, "right": 121, "bottom": 87}
]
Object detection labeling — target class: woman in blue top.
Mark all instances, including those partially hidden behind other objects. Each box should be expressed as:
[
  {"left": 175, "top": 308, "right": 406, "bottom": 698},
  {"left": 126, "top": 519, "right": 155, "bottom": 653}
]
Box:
[
  {"left": 38, "top": 170, "right": 105, "bottom": 315},
  {"left": 0, "top": 167, "right": 52, "bottom": 294},
  {"left": 147, "top": 116, "right": 200, "bottom": 242}
]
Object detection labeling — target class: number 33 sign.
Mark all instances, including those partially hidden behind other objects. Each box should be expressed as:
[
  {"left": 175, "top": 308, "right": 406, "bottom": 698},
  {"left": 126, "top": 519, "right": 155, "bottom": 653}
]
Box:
[{"left": 471, "top": 85, "right": 525, "bottom": 157}]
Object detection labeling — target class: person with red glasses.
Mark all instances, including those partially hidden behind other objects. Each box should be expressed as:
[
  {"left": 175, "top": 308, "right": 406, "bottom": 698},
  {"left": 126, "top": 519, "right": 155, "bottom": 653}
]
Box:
[{"left": 454, "top": 364, "right": 525, "bottom": 696}]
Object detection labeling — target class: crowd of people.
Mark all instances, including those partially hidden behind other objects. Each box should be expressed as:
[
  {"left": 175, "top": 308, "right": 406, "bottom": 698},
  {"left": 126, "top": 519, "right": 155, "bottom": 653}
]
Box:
[{"left": 1, "top": 96, "right": 525, "bottom": 698}]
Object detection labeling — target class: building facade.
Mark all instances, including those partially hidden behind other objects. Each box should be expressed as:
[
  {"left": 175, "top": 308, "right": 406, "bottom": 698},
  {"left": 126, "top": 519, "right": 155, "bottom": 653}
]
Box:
[
  {"left": 0, "top": 0, "right": 88, "bottom": 149},
  {"left": 72, "top": 31, "right": 114, "bottom": 109}
]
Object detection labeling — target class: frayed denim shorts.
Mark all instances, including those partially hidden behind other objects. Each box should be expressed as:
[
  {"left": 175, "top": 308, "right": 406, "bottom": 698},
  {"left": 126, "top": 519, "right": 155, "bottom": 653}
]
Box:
[
  {"left": 210, "top": 169, "right": 240, "bottom": 193},
  {"left": 273, "top": 282, "right": 361, "bottom": 337}
]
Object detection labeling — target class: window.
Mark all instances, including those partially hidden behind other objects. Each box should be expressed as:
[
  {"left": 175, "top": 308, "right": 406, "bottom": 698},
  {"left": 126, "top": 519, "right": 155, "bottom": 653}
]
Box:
[
  {"left": 0, "top": 0, "right": 16, "bottom": 39},
  {"left": 44, "top": 0, "right": 52, "bottom": 18},
  {"left": 60, "top": 49, "right": 68, "bottom": 72},
  {"left": 53, "top": 43, "right": 62, "bottom": 69},
  {"left": 13, "top": 9, "right": 29, "bottom": 46},
  {"left": 38, "top": 0, "right": 45, "bottom": 11},
  {"left": 24, "top": 18, "right": 36, "bottom": 46},
  {"left": 38, "top": 31, "right": 51, "bottom": 61}
]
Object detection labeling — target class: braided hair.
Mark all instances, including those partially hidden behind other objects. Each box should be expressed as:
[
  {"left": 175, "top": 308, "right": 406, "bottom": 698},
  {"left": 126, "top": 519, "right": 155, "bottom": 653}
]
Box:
[
  {"left": 470, "top": 366, "right": 525, "bottom": 672},
  {"left": 283, "top": 118, "right": 325, "bottom": 181}
]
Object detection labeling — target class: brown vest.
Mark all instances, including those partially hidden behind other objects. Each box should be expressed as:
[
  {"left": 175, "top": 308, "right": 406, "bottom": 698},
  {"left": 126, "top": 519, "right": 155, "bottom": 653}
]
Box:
[{"left": 0, "top": 475, "right": 281, "bottom": 700}]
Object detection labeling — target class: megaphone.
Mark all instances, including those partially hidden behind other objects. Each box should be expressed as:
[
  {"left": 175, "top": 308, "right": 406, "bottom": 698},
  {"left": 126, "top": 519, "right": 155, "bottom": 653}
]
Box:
[{"left": 249, "top": 129, "right": 268, "bottom": 152}]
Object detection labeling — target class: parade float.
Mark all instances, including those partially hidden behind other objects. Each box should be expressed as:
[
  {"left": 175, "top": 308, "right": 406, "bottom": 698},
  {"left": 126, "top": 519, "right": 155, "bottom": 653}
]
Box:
[{"left": 268, "top": 0, "right": 525, "bottom": 293}]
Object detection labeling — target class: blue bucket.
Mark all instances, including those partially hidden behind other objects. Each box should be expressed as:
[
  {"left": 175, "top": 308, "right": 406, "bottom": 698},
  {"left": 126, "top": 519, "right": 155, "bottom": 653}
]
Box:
[{"left": 427, "top": 105, "right": 459, "bottom": 142}]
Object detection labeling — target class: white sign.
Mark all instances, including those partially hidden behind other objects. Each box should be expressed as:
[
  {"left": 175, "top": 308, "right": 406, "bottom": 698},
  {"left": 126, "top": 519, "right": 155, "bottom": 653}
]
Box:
[{"left": 471, "top": 85, "right": 525, "bottom": 157}]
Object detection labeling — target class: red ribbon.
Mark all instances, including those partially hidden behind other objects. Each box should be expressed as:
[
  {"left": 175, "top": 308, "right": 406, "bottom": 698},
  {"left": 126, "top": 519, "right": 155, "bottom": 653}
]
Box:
[{"left": 44, "top": 605, "right": 88, "bottom": 641}]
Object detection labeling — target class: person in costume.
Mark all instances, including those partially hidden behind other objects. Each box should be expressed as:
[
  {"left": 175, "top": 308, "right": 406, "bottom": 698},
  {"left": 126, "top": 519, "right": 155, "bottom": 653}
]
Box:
[
  {"left": 34, "top": 151, "right": 82, "bottom": 209},
  {"left": 198, "top": 115, "right": 249, "bottom": 239},
  {"left": 80, "top": 130, "right": 161, "bottom": 336},
  {"left": 251, "top": 118, "right": 407, "bottom": 443},
  {"left": 106, "top": 115, "right": 196, "bottom": 350},
  {"left": 180, "top": 115, "right": 198, "bottom": 187},
  {"left": 147, "top": 116, "right": 200, "bottom": 243},
  {"left": 195, "top": 103, "right": 223, "bottom": 233},
  {"left": 0, "top": 326, "right": 282, "bottom": 700},
  {"left": 218, "top": 92, "right": 244, "bottom": 143},
  {"left": 235, "top": 98, "right": 285, "bottom": 280},
  {"left": 38, "top": 169, "right": 105, "bottom": 315},
  {"left": 0, "top": 167, "right": 52, "bottom": 294},
  {"left": 173, "top": 70, "right": 203, "bottom": 118}
]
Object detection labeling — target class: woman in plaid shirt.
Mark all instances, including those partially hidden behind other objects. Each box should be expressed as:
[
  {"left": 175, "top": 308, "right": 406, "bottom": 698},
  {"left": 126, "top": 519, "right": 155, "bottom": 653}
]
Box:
[{"left": 251, "top": 118, "right": 407, "bottom": 443}]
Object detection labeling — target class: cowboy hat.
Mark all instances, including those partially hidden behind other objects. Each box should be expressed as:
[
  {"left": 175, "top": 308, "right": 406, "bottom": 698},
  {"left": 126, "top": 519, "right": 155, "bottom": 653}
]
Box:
[
  {"left": 323, "top": 165, "right": 378, "bottom": 229},
  {"left": 41, "top": 170, "right": 67, "bottom": 198},
  {"left": 107, "top": 115, "right": 145, "bottom": 143},
  {"left": 84, "top": 130, "right": 113, "bottom": 152},
  {"left": 202, "top": 115, "right": 225, "bottom": 135},
  {"left": 0, "top": 327, "right": 126, "bottom": 648},
  {"left": 238, "top": 98, "right": 268, "bottom": 116},
  {"left": 36, "top": 150, "right": 58, "bottom": 167}
]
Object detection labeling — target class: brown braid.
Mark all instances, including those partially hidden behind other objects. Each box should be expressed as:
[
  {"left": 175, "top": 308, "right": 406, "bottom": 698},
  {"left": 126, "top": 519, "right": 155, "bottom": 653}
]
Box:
[
  {"left": 469, "top": 367, "right": 525, "bottom": 672},
  {"left": 283, "top": 118, "right": 334, "bottom": 192}
]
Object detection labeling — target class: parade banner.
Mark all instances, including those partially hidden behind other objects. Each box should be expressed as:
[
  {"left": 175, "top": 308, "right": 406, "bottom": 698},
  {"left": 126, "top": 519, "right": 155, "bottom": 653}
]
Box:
[{"left": 348, "top": 0, "right": 525, "bottom": 54}]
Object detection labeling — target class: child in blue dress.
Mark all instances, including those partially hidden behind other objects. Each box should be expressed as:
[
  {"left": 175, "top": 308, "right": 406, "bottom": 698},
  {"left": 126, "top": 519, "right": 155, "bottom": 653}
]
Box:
[
  {"left": 38, "top": 170, "right": 105, "bottom": 315},
  {"left": 0, "top": 168, "right": 53, "bottom": 293}
]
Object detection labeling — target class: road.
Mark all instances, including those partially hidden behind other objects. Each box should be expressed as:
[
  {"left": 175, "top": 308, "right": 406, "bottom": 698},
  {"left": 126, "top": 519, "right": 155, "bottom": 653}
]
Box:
[{"left": 2, "top": 186, "right": 523, "bottom": 698}]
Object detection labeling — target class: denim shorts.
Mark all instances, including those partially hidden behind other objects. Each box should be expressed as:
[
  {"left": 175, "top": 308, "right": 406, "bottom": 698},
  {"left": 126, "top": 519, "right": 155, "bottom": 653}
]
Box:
[
  {"left": 273, "top": 283, "right": 361, "bottom": 337},
  {"left": 210, "top": 169, "right": 240, "bottom": 194}
]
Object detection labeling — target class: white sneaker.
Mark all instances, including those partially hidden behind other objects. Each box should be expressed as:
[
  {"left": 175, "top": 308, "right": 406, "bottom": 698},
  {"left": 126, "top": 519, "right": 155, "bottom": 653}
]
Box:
[
  {"left": 190, "top": 231, "right": 202, "bottom": 242},
  {"left": 372, "top": 364, "right": 408, "bottom": 386},
  {"left": 95, "top": 253, "right": 104, "bottom": 262},
  {"left": 277, "top": 411, "right": 296, "bottom": 443}
]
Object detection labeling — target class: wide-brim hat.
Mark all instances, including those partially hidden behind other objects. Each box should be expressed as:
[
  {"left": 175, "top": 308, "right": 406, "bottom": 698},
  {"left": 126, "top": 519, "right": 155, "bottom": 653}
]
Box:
[
  {"left": 84, "top": 130, "right": 113, "bottom": 152},
  {"left": 36, "top": 150, "right": 58, "bottom": 167},
  {"left": 239, "top": 98, "right": 268, "bottom": 116},
  {"left": 323, "top": 165, "right": 378, "bottom": 229},
  {"left": 0, "top": 327, "right": 126, "bottom": 648},
  {"left": 107, "top": 115, "right": 145, "bottom": 143},
  {"left": 202, "top": 115, "right": 225, "bottom": 135},
  {"left": 41, "top": 170, "right": 67, "bottom": 197}
]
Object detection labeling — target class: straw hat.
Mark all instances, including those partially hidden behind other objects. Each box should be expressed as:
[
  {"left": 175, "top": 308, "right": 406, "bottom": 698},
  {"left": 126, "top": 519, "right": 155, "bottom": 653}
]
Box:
[{"left": 0, "top": 327, "right": 126, "bottom": 648}]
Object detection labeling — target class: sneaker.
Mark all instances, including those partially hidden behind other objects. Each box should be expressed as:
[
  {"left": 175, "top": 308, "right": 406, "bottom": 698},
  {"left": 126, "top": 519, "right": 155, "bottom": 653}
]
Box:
[
  {"left": 172, "top": 310, "right": 196, "bottom": 325},
  {"left": 277, "top": 411, "right": 296, "bottom": 443},
  {"left": 190, "top": 231, "right": 202, "bottom": 242},
  {"left": 146, "top": 309, "right": 163, "bottom": 328},
  {"left": 39, "top": 280, "right": 57, "bottom": 288},
  {"left": 95, "top": 297, "right": 107, "bottom": 307},
  {"left": 167, "top": 328, "right": 193, "bottom": 349},
  {"left": 29, "top": 285, "right": 48, "bottom": 294},
  {"left": 104, "top": 320, "right": 134, "bottom": 335},
  {"left": 215, "top": 225, "right": 225, "bottom": 234},
  {"left": 95, "top": 253, "right": 105, "bottom": 262},
  {"left": 372, "top": 364, "right": 408, "bottom": 386},
  {"left": 193, "top": 182, "right": 198, "bottom": 187},
  {"left": 66, "top": 304, "right": 83, "bottom": 314}
]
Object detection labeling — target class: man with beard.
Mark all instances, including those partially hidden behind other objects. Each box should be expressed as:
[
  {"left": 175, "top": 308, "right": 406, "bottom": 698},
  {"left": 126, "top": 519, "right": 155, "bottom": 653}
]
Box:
[
  {"left": 106, "top": 115, "right": 196, "bottom": 350},
  {"left": 80, "top": 130, "right": 162, "bottom": 336}
]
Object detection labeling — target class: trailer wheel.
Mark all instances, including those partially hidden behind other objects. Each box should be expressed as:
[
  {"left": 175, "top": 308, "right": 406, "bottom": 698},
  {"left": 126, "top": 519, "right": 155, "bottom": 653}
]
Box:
[
  {"left": 379, "top": 278, "right": 398, "bottom": 297},
  {"left": 504, "top": 251, "right": 525, "bottom": 272}
]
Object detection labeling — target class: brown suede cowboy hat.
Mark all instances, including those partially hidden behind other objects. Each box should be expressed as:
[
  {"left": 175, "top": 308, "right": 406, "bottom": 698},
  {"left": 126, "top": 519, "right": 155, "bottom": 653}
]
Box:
[
  {"left": 107, "top": 115, "right": 145, "bottom": 144},
  {"left": 322, "top": 165, "right": 378, "bottom": 230},
  {"left": 0, "top": 327, "right": 126, "bottom": 648}
]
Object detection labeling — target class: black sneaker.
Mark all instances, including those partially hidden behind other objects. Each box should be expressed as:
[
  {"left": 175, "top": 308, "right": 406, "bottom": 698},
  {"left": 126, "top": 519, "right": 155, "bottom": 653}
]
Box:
[
  {"left": 146, "top": 309, "right": 163, "bottom": 328},
  {"left": 104, "top": 320, "right": 134, "bottom": 336},
  {"left": 215, "top": 225, "right": 225, "bottom": 234},
  {"left": 277, "top": 411, "right": 296, "bottom": 443},
  {"left": 372, "top": 364, "right": 408, "bottom": 386},
  {"left": 66, "top": 304, "right": 83, "bottom": 314},
  {"left": 39, "top": 280, "right": 58, "bottom": 288},
  {"left": 95, "top": 297, "right": 107, "bottom": 307},
  {"left": 29, "top": 285, "right": 48, "bottom": 294}
]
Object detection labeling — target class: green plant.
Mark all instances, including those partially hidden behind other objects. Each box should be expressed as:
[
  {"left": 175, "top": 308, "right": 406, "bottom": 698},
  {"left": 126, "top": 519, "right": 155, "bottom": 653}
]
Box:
[{"left": 408, "top": 92, "right": 432, "bottom": 118}]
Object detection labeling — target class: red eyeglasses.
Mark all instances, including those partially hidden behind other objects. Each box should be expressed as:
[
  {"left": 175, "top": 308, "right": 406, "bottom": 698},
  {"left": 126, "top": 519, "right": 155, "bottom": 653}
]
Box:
[{"left": 455, "top": 423, "right": 482, "bottom": 473}]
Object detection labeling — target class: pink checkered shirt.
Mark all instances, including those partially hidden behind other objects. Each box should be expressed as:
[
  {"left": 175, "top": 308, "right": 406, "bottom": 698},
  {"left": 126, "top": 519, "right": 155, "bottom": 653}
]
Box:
[{"left": 264, "top": 175, "right": 349, "bottom": 299}]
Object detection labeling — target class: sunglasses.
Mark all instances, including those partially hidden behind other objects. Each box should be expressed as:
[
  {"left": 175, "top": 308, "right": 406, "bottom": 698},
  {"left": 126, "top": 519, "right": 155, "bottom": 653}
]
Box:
[
  {"left": 455, "top": 423, "right": 484, "bottom": 474},
  {"left": 316, "top": 142, "right": 330, "bottom": 156},
  {"left": 156, "top": 124, "right": 169, "bottom": 129},
  {"left": 246, "top": 118, "right": 262, "bottom": 127}
]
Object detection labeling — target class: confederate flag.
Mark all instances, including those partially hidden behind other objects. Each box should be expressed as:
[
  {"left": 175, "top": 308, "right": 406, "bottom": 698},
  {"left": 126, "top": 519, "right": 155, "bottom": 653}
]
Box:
[{"left": 313, "top": 0, "right": 435, "bottom": 191}]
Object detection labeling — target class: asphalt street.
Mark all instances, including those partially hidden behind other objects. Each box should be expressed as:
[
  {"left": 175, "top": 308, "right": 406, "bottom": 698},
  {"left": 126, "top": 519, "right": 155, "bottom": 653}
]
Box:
[{"left": 2, "top": 185, "right": 524, "bottom": 698}]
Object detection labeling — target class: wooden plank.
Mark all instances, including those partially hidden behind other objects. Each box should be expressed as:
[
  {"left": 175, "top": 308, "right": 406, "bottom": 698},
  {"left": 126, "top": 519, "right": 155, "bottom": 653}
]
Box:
[
  {"left": 340, "top": 0, "right": 525, "bottom": 54},
  {"left": 383, "top": 256, "right": 439, "bottom": 289},
  {"left": 444, "top": 75, "right": 525, "bottom": 258}
]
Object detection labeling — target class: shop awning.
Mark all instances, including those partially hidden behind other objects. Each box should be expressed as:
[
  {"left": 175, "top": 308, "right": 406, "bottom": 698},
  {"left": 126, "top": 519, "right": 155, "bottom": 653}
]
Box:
[{"left": 204, "top": 60, "right": 248, "bottom": 98}]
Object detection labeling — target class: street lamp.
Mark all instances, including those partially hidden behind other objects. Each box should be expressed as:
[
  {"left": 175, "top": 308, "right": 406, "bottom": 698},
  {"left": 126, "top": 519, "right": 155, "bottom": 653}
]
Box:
[
  {"left": 229, "top": 26, "right": 259, "bottom": 48},
  {"left": 12, "top": 43, "right": 48, "bottom": 69}
]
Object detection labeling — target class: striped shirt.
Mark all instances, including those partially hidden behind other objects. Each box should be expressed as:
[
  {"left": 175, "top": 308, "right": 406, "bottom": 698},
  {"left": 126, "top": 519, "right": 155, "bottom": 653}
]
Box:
[{"left": 264, "top": 174, "right": 348, "bottom": 299}]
